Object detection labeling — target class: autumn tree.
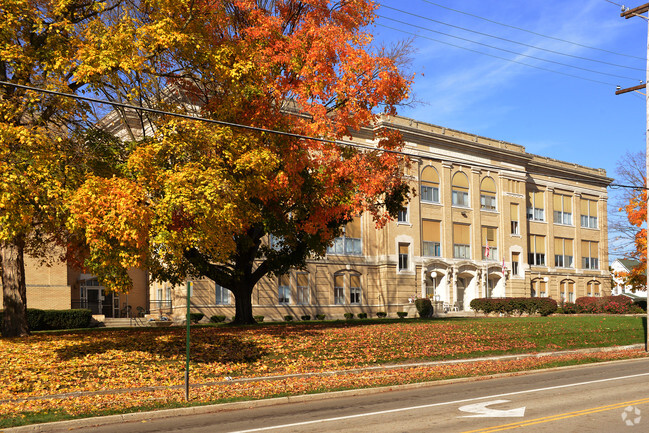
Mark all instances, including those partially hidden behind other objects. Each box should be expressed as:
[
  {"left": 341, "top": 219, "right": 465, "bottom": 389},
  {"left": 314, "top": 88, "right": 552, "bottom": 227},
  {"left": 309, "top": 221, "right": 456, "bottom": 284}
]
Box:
[
  {"left": 616, "top": 151, "right": 647, "bottom": 291},
  {"left": 0, "top": 0, "right": 159, "bottom": 337},
  {"left": 69, "top": 0, "right": 414, "bottom": 324}
]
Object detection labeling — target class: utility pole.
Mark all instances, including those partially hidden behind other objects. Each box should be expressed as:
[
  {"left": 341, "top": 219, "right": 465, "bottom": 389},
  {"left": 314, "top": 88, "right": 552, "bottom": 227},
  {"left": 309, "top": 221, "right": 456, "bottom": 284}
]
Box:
[{"left": 617, "top": 3, "right": 649, "bottom": 352}]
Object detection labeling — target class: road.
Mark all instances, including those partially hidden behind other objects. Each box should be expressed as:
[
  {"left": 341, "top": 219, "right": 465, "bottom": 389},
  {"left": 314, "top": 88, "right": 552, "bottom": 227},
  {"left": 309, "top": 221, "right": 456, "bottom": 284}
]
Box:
[{"left": 60, "top": 358, "right": 649, "bottom": 432}]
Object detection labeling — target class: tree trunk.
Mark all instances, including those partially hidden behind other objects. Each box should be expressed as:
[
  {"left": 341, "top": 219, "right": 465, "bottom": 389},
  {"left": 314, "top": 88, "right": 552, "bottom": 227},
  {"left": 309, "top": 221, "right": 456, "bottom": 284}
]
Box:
[
  {"left": 1, "top": 237, "right": 29, "bottom": 337},
  {"left": 231, "top": 284, "right": 256, "bottom": 325}
]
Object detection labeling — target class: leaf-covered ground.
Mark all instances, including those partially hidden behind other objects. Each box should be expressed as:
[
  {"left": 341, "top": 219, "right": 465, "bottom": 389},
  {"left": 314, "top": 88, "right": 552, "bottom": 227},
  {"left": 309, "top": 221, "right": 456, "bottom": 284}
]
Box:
[{"left": 1, "top": 316, "right": 647, "bottom": 427}]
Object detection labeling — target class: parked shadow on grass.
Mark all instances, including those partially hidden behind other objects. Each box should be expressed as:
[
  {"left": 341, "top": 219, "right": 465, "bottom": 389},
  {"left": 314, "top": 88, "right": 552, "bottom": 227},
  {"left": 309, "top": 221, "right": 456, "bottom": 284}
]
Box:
[{"left": 52, "top": 328, "right": 268, "bottom": 364}]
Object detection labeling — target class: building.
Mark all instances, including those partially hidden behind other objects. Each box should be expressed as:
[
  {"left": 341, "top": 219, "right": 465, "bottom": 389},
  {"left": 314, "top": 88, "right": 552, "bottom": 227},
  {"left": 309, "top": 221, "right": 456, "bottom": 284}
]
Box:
[
  {"left": 611, "top": 258, "right": 647, "bottom": 298},
  {"left": 153, "top": 115, "right": 612, "bottom": 320},
  {"left": 1, "top": 250, "right": 149, "bottom": 319}
]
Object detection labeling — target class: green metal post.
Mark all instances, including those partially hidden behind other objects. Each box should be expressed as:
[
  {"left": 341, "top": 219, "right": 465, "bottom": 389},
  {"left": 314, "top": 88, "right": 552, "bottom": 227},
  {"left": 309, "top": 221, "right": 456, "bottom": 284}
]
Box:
[{"left": 185, "top": 281, "right": 191, "bottom": 401}]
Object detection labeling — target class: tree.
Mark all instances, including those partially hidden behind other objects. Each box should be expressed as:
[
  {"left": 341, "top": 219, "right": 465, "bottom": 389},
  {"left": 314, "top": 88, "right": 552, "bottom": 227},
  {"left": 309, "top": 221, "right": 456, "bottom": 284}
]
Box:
[
  {"left": 69, "top": 0, "right": 414, "bottom": 324},
  {"left": 615, "top": 151, "right": 647, "bottom": 291},
  {"left": 0, "top": 0, "right": 155, "bottom": 337}
]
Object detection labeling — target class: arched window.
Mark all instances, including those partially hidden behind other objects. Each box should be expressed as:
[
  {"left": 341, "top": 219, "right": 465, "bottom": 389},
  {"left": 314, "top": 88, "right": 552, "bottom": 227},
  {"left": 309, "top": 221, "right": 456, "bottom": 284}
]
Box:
[
  {"left": 480, "top": 177, "right": 497, "bottom": 210},
  {"left": 560, "top": 279, "right": 575, "bottom": 303},
  {"left": 587, "top": 280, "right": 601, "bottom": 297},
  {"left": 452, "top": 172, "right": 470, "bottom": 207},
  {"left": 421, "top": 166, "right": 440, "bottom": 203},
  {"left": 333, "top": 271, "right": 362, "bottom": 305}
]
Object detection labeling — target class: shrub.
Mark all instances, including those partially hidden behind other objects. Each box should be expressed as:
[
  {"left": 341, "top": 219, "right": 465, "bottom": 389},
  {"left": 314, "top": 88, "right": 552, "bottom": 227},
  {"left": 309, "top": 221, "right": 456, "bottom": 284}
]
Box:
[
  {"left": 1, "top": 309, "right": 95, "bottom": 331},
  {"left": 210, "top": 315, "right": 226, "bottom": 323},
  {"left": 573, "top": 296, "right": 643, "bottom": 314},
  {"left": 376, "top": 311, "right": 387, "bottom": 318},
  {"left": 561, "top": 302, "right": 578, "bottom": 314},
  {"left": 189, "top": 313, "right": 204, "bottom": 323},
  {"left": 253, "top": 315, "right": 264, "bottom": 322},
  {"left": 300, "top": 315, "right": 311, "bottom": 321},
  {"left": 357, "top": 313, "right": 367, "bottom": 319},
  {"left": 470, "top": 298, "right": 557, "bottom": 316},
  {"left": 283, "top": 315, "right": 294, "bottom": 321},
  {"left": 315, "top": 314, "right": 326, "bottom": 320},
  {"left": 414, "top": 298, "right": 433, "bottom": 318},
  {"left": 396, "top": 311, "right": 407, "bottom": 318},
  {"left": 343, "top": 312, "right": 354, "bottom": 320}
]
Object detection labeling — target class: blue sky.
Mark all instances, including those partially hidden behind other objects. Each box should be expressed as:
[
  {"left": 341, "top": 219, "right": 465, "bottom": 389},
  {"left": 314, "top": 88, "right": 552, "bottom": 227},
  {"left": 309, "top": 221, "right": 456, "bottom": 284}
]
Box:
[{"left": 371, "top": 0, "right": 648, "bottom": 259}]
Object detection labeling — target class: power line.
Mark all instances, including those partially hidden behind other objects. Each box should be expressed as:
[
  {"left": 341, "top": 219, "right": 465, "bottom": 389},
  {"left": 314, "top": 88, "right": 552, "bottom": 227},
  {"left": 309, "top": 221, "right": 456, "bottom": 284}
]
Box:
[
  {"left": 381, "top": 4, "right": 644, "bottom": 72},
  {"left": 416, "top": 0, "right": 645, "bottom": 61},
  {"left": 379, "top": 15, "right": 641, "bottom": 81},
  {"left": 377, "top": 23, "right": 618, "bottom": 87},
  {"left": 0, "top": 80, "right": 616, "bottom": 187}
]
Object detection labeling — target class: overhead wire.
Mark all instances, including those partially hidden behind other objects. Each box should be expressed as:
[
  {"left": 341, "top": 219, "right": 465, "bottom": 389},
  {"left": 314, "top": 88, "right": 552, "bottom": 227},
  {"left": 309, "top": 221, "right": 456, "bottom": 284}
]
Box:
[
  {"left": 378, "top": 15, "right": 641, "bottom": 82},
  {"left": 0, "top": 80, "right": 628, "bottom": 188},
  {"left": 377, "top": 23, "right": 618, "bottom": 87},
  {"left": 380, "top": 4, "right": 644, "bottom": 72},
  {"left": 415, "top": 0, "right": 645, "bottom": 61}
]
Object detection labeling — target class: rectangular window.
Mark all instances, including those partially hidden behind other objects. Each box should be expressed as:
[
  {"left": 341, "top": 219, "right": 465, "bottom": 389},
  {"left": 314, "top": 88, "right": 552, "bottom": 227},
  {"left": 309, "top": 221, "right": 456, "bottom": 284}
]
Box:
[
  {"left": 581, "top": 199, "right": 598, "bottom": 229},
  {"left": 421, "top": 185, "right": 440, "bottom": 203},
  {"left": 350, "top": 274, "right": 361, "bottom": 304},
  {"left": 554, "top": 238, "right": 574, "bottom": 268},
  {"left": 526, "top": 190, "right": 545, "bottom": 221},
  {"left": 528, "top": 235, "right": 546, "bottom": 266},
  {"left": 482, "top": 226, "right": 498, "bottom": 261},
  {"left": 510, "top": 203, "right": 520, "bottom": 235},
  {"left": 278, "top": 275, "right": 290, "bottom": 304},
  {"left": 269, "top": 234, "right": 284, "bottom": 251},
  {"left": 397, "top": 207, "right": 408, "bottom": 223},
  {"left": 553, "top": 193, "right": 573, "bottom": 225},
  {"left": 422, "top": 219, "right": 441, "bottom": 257},
  {"left": 334, "top": 274, "right": 345, "bottom": 305},
  {"left": 215, "top": 283, "right": 230, "bottom": 304},
  {"left": 512, "top": 252, "right": 520, "bottom": 276},
  {"left": 398, "top": 243, "right": 409, "bottom": 270},
  {"left": 453, "top": 223, "right": 471, "bottom": 259},
  {"left": 480, "top": 194, "right": 497, "bottom": 211},
  {"left": 581, "top": 241, "right": 599, "bottom": 269},
  {"left": 297, "top": 273, "right": 309, "bottom": 305},
  {"left": 452, "top": 190, "right": 469, "bottom": 207},
  {"left": 327, "top": 218, "right": 362, "bottom": 255}
]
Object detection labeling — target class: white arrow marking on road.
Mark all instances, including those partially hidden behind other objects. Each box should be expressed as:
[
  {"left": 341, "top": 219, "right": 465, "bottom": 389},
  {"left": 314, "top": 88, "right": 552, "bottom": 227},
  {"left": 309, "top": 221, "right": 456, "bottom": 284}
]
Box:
[{"left": 459, "top": 399, "right": 526, "bottom": 418}]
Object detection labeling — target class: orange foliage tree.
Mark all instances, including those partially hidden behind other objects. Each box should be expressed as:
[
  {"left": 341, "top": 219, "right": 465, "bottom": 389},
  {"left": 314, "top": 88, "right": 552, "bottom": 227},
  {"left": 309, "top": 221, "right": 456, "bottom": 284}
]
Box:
[
  {"left": 69, "top": 0, "right": 414, "bottom": 324},
  {"left": 619, "top": 175, "right": 647, "bottom": 291}
]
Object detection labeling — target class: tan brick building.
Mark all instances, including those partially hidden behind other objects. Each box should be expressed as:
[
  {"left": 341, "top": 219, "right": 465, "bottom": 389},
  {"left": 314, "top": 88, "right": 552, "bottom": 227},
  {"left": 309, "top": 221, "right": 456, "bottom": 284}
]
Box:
[{"left": 153, "top": 115, "right": 611, "bottom": 321}]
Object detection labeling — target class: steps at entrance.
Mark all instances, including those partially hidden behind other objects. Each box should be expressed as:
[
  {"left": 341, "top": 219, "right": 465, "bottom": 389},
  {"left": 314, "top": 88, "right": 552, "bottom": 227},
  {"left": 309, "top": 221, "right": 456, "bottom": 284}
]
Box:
[{"left": 102, "top": 318, "right": 147, "bottom": 328}]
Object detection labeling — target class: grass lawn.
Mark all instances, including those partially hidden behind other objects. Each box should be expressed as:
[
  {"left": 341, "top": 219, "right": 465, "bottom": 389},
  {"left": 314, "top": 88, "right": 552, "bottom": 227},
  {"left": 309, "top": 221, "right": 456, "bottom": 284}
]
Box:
[{"left": 0, "top": 315, "right": 647, "bottom": 427}]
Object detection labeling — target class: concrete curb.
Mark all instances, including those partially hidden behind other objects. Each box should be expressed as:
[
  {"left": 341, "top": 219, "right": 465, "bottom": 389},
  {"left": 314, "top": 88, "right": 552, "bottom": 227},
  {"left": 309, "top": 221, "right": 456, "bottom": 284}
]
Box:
[{"left": 3, "top": 344, "right": 646, "bottom": 433}]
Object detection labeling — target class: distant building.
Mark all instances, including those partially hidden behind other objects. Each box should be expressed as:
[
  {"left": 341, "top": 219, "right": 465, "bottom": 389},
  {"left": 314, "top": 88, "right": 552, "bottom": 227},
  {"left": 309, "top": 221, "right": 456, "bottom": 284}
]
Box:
[
  {"left": 154, "top": 115, "right": 612, "bottom": 320},
  {"left": 610, "top": 258, "right": 647, "bottom": 298}
]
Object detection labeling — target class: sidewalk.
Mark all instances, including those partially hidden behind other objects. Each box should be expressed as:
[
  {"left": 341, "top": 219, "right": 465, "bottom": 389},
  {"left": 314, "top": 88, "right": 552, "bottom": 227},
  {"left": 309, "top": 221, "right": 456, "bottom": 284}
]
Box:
[{"left": 3, "top": 344, "right": 646, "bottom": 432}]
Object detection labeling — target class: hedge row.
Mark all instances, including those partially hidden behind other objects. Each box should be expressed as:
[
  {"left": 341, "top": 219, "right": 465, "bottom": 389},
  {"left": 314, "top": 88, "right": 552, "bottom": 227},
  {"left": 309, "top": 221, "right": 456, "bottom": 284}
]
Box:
[
  {"left": 560, "top": 296, "right": 645, "bottom": 314},
  {"left": 470, "top": 297, "right": 558, "bottom": 316},
  {"left": 0, "top": 308, "right": 93, "bottom": 331}
]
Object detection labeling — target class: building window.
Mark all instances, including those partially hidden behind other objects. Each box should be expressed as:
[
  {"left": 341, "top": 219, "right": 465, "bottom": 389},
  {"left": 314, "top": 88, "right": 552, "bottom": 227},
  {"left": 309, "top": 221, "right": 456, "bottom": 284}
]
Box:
[
  {"left": 531, "top": 279, "right": 547, "bottom": 298},
  {"left": 422, "top": 219, "right": 441, "bottom": 257},
  {"left": 581, "top": 241, "right": 599, "bottom": 269},
  {"left": 561, "top": 280, "right": 575, "bottom": 303},
  {"left": 397, "top": 207, "right": 408, "bottom": 223},
  {"left": 588, "top": 280, "right": 601, "bottom": 297},
  {"left": 215, "top": 283, "right": 230, "bottom": 304},
  {"left": 581, "top": 199, "right": 598, "bottom": 229},
  {"left": 526, "top": 190, "right": 545, "bottom": 221},
  {"left": 350, "top": 274, "right": 362, "bottom": 304},
  {"left": 327, "top": 218, "right": 362, "bottom": 255},
  {"left": 297, "top": 273, "right": 309, "bottom": 305},
  {"left": 269, "top": 234, "right": 284, "bottom": 251},
  {"left": 398, "top": 243, "right": 409, "bottom": 271},
  {"left": 528, "top": 234, "right": 546, "bottom": 266},
  {"left": 453, "top": 223, "right": 471, "bottom": 259},
  {"left": 334, "top": 274, "right": 345, "bottom": 305},
  {"left": 278, "top": 274, "right": 290, "bottom": 305},
  {"left": 452, "top": 172, "right": 470, "bottom": 207},
  {"left": 512, "top": 252, "right": 520, "bottom": 276},
  {"left": 420, "top": 166, "right": 440, "bottom": 203},
  {"left": 553, "top": 193, "right": 573, "bottom": 225},
  {"left": 510, "top": 203, "right": 520, "bottom": 234},
  {"left": 480, "top": 177, "right": 497, "bottom": 211},
  {"left": 482, "top": 226, "right": 498, "bottom": 261},
  {"left": 554, "top": 238, "right": 574, "bottom": 268}
]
